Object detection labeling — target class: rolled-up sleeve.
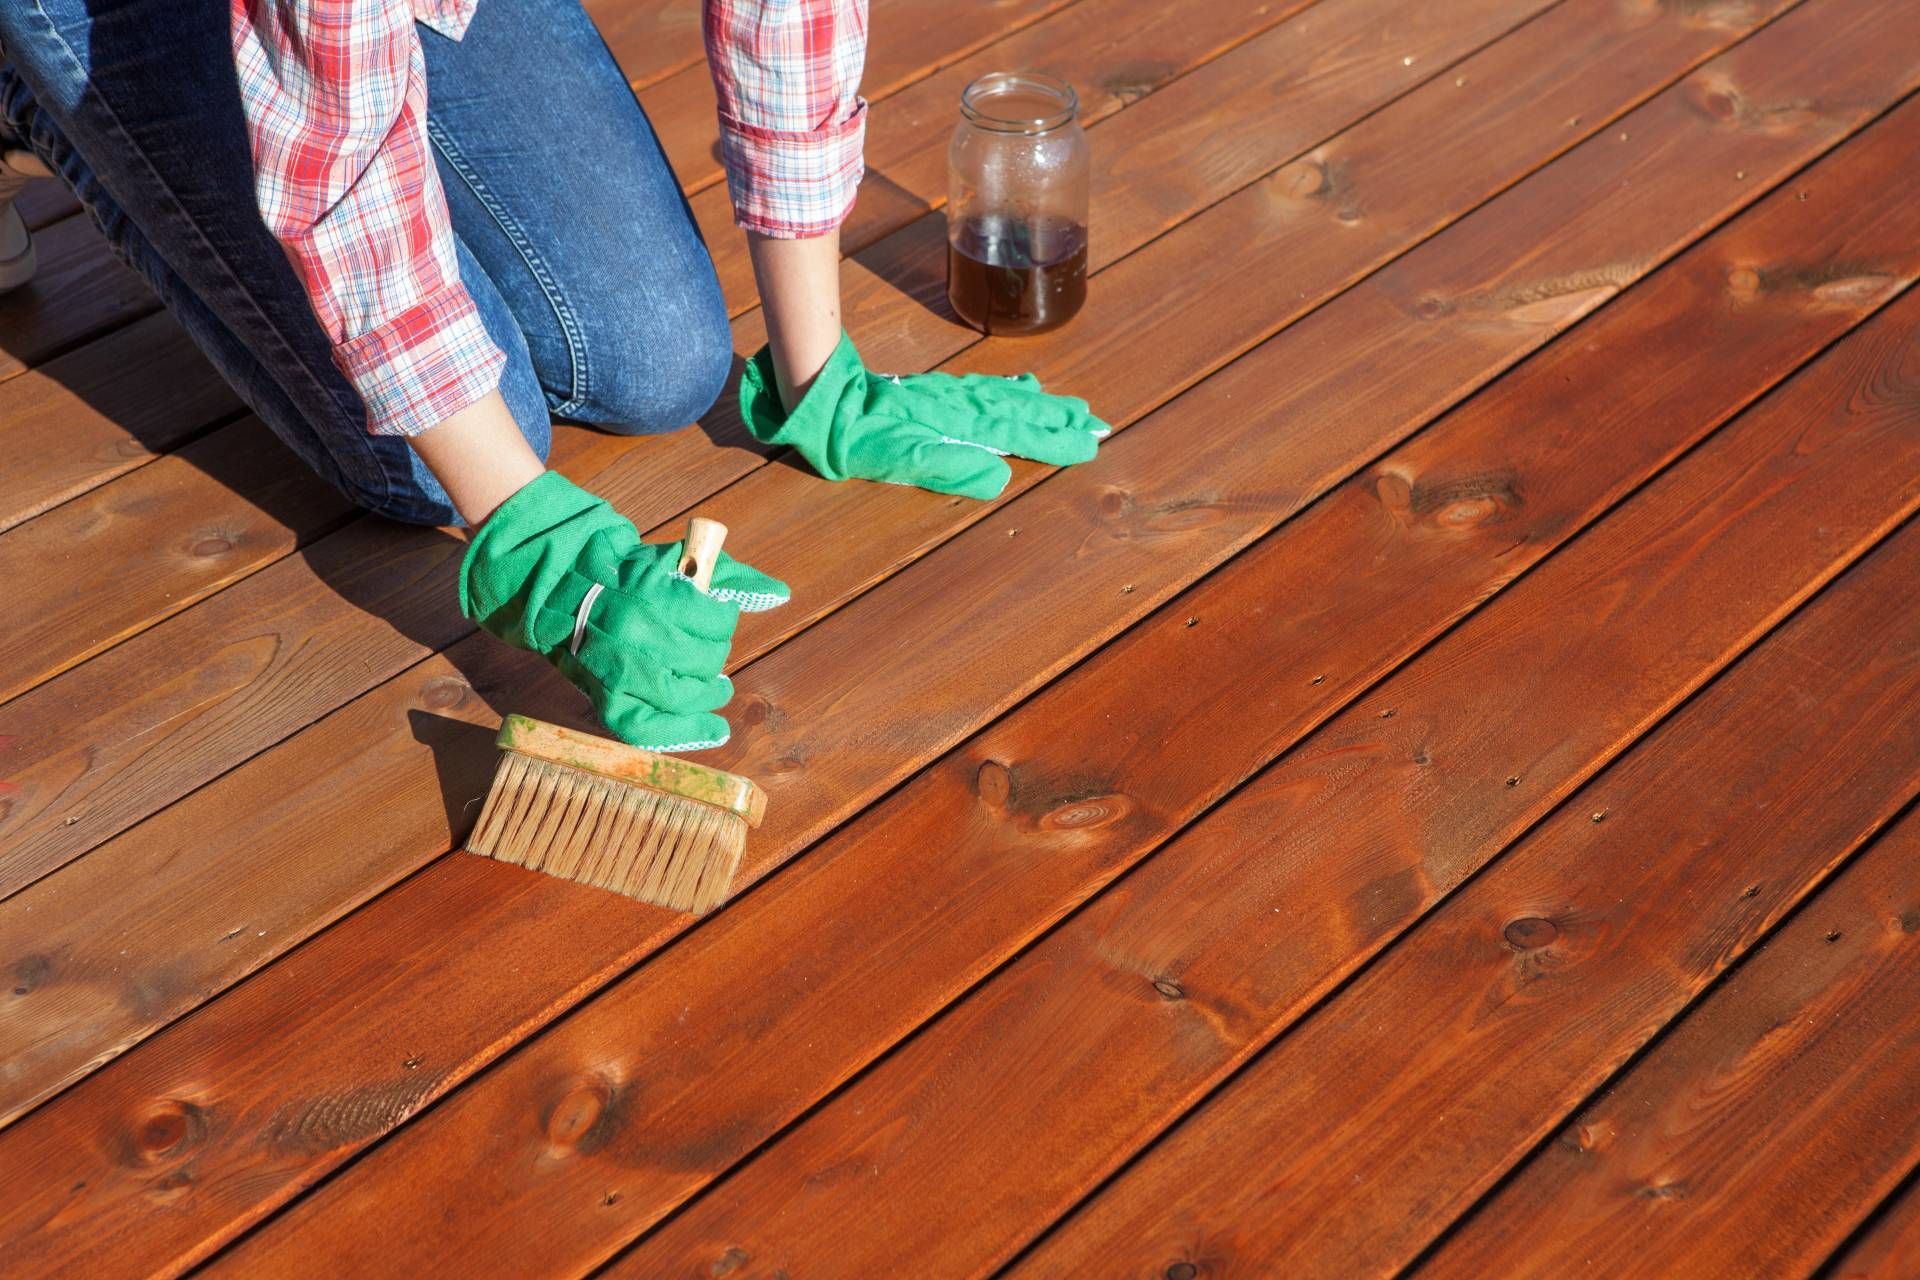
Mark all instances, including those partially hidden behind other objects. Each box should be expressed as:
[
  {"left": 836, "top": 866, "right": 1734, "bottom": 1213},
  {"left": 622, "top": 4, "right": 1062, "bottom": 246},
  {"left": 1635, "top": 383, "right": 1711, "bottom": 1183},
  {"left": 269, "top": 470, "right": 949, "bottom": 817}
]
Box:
[
  {"left": 703, "top": 0, "right": 869, "bottom": 238},
  {"left": 230, "top": 0, "right": 503, "bottom": 436}
]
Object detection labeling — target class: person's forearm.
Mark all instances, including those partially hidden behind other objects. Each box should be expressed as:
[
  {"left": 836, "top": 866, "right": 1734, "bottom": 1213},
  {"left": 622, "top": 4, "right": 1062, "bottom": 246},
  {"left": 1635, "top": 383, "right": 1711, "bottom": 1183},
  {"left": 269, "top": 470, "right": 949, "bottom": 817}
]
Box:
[
  {"left": 406, "top": 389, "right": 546, "bottom": 527},
  {"left": 748, "top": 229, "right": 844, "bottom": 412}
]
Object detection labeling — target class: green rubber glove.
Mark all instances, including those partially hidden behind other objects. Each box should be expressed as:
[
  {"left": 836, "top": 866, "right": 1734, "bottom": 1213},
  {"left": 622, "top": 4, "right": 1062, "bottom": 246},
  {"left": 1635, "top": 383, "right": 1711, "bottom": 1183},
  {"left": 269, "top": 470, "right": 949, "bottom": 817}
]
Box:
[
  {"left": 458, "top": 471, "right": 789, "bottom": 752},
  {"left": 739, "top": 330, "right": 1110, "bottom": 500}
]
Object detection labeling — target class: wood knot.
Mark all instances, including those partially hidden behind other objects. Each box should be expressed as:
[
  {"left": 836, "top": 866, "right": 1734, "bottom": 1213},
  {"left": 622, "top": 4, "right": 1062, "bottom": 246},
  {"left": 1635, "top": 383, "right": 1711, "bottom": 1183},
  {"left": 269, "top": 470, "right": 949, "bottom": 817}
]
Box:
[
  {"left": 1152, "top": 977, "right": 1185, "bottom": 1000},
  {"left": 1692, "top": 82, "right": 1740, "bottom": 123},
  {"left": 1166, "top": 1264, "right": 1199, "bottom": 1280},
  {"left": 1039, "top": 792, "right": 1134, "bottom": 832},
  {"left": 765, "top": 751, "right": 808, "bottom": 775},
  {"left": 1279, "top": 155, "right": 1329, "bottom": 199},
  {"left": 1503, "top": 916, "right": 1558, "bottom": 949},
  {"left": 976, "top": 759, "right": 1013, "bottom": 812},
  {"left": 130, "top": 1099, "right": 208, "bottom": 1163},
  {"left": 545, "top": 1076, "right": 618, "bottom": 1153},
  {"left": 190, "top": 535, "right": 234, "bottom": 558},
  {"left": 420, "top": 676, "right": 470, "bottom": 710},
  {"left": 12, "top": 953, "right": 53, "bottom": 997}
]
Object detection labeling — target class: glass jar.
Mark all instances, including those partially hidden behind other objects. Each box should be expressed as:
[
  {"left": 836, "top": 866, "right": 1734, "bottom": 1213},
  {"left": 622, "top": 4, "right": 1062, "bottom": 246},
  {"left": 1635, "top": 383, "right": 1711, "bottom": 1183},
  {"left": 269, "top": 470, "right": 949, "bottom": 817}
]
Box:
[{"left": 946, "top": 72, "right": 1089, "bottom": 336}]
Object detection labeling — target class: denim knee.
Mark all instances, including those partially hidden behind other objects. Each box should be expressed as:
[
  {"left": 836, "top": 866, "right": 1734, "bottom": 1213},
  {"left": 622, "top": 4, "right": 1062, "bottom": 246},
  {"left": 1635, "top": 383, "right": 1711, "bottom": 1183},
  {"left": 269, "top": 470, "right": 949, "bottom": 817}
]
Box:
[{"left": 561, "top": 283, "right": 734, "bottom": 434}]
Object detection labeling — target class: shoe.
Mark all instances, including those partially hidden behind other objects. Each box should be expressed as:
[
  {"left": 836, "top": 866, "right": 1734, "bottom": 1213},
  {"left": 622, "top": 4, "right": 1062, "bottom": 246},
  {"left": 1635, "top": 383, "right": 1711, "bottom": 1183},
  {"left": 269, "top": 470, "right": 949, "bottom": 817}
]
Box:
[{"left": 0, "top": 149, "right": 48, "bottom": 294}]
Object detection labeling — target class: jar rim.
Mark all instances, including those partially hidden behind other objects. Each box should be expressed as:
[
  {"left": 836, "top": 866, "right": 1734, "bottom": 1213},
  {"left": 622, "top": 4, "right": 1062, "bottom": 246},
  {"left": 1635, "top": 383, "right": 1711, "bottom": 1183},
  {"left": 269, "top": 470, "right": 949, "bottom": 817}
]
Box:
[{"left": 960, "top": 71, "right": 1079, "bottom": 134}]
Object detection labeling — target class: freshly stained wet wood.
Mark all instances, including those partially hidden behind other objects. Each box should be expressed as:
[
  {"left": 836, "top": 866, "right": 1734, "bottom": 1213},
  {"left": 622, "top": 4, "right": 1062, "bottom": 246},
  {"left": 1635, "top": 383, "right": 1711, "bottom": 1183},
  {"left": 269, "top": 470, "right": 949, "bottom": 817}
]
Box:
[
  {"left": 0, "top": 0, "right": 1913, "bottom": 1272},
  {"left": 694, "top": 0, "right": 1424, "bottom": 312},
  {"left": 0, "top": 0, "right": 1401, "bottom": 853},
  {"left": 211, "top": 99, "right": 1920, "bottom": 1280},
  {"left": 0, "top": 312, "right": 239, "bottom": 534},
  {"left": 16, "top": 15, "right": 1896, "bottom": 1279},
  {"left": 7, "top": 7, "right": 1896, "bottom": 1274},
  {"left": 1418, "top": 800, "right": 1920, "bottom": 1279},
  {"left": 0, "top": 419, "right": 353, "bottom": 706},
  {"left": 613, "top": 258, "right": 1920, "bottom": 1277},
  {"left": 1827, "top": 1175, "right": 1920, "bottom": 1279},
  {"left": 0, "top": 0, "right": 1642, "bottom": 1156},
  {"left": 1013, "top": 510, "right": 1920, "bottom": 1278}
]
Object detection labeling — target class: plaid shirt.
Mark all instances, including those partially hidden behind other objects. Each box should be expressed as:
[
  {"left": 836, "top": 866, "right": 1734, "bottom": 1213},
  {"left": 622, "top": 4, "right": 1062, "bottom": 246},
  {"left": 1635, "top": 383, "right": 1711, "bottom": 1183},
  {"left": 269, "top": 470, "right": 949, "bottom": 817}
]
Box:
[{"left": 231, "top": 0, "right": 868, "bottom": 438}]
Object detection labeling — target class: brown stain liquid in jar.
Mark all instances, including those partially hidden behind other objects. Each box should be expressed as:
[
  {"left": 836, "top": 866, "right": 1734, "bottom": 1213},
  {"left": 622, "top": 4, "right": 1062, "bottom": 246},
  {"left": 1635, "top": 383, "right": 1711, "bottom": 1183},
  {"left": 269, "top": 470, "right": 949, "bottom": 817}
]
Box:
[
  {"left": 947, "top": 215, "right": 1088, "bottom": 336},
  {"left": 948, "top": 73, "right": 1090, "bottom": 337}
]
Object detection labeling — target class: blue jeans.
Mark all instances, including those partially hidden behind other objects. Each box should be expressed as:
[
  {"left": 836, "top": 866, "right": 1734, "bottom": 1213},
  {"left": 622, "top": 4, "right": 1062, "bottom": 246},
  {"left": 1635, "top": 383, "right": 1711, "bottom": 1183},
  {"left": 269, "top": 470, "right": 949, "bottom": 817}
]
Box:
[{"left": 0, "top": 0, "right": 732, "bottom": 525}]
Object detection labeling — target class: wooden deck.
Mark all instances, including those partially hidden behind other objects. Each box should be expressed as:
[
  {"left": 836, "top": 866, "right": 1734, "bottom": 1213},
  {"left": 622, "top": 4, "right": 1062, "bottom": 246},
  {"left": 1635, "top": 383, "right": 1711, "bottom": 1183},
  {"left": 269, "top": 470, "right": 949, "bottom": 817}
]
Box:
[{"left": 2, "top": 0, "right": 1918, "bottom": 1274}]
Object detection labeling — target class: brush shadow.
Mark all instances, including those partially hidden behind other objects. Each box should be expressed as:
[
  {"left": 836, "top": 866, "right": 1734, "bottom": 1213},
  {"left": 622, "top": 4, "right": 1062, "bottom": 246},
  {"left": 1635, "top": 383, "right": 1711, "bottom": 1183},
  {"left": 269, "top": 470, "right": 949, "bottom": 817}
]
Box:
[{"left": 408, "top": 708, "right": 502, "bottom": 848}]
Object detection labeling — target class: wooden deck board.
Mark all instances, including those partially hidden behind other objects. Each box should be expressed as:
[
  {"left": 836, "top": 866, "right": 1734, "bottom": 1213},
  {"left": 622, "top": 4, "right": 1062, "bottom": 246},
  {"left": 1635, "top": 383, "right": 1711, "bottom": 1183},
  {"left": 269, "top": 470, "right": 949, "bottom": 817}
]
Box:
[
  {"left": 1011, "top": 487, "right": 1920, "bottom": 1278},
  {"left": 1, "top": 0, "right": 1916, "bottom": 1273},
  {"left": 1417, "top": 796, "right": 1920, "bottom": 1278},
  {"left": 609, "top": 228, "right": 1920, "bottom": 1278},
  {"left": 0, "top": 0, "right": 1654, "bottom": 1129},
  {"left": 1829, "top": 1172, "right": 1920, "bottom": 1279},
  {"left": 208, "top": 94, "right": 1920, "bottom": 1280}
]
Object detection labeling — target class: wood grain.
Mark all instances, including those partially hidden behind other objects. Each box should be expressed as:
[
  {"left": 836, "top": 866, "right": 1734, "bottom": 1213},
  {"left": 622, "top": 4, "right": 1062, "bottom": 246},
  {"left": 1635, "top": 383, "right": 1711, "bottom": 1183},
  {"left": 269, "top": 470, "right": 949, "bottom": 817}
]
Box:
[
  {"left": 1011, "top": 513, "right": 1920, "bottom": 1279},
  {"left": 3, "top": 0, "right": 1904, "bottom": 1274},
  {"left": 585, "top": 0, "right": 708, "bottom": 92},
  {"left": 0, "top": 521, "right": 464, "bottom": 905},
  {"left": 710, "top": 0, "right": 1838, "bottom": 666},
  {"left": 0, "top": 424, "right": 643, "bottom": 904},
  {"left": 1825, "top": 1173, "right": 1920, "bottom": 1280},
  {"left": 208, "top": 97, "right": 1920, "bottom": 1280},
  {"left": 15, "top": 12, "right": 1898, "bottom": 1274},
  {"left": 0, "top": 213, "right": 158, "bottom": 384},
  {"left": 0, "top": 312, "right": 240, "bottom": 535},
  {"left": 607, "top": 247, "right": 1920, "bottom": 1278},
  {"left": 16, "top": 182, "right": 79, "bottom": 231},
  {"left": 1416, "top": 800, "right": 1920, "bottom": 1279},
  {"left": 0, "top": 417, "right": 353, "bottom": 706},
  {"left": 0, "top": 0, "right": 1666, "bottom": 1143}
]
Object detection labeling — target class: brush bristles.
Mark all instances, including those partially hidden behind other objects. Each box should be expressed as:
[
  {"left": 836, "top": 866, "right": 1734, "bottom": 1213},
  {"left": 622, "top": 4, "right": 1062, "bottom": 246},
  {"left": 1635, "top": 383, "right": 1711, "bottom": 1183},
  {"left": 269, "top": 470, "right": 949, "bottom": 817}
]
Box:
[{"left": 466, "top": 753, "right": 747, "bottom": 914}]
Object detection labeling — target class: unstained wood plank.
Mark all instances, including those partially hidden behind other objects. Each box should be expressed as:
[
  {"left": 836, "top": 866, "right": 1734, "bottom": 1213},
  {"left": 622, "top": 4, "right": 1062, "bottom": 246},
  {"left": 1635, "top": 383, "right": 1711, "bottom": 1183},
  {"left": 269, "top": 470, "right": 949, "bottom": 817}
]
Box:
[
  {"left": 210, "top": 97, "right": 1920, "bottom": 1280},
  {"left": 0, "top": 418, "right": 353, "bottom": 706},
  {"left": 1414, "top": 798, "right": 1920, "bottom": 1278},
  {"left": 0, "top": 312, "right": 240, "bottom": 535},
  {"left": 0, "top": 424, "right": 644, "bottom": 903},
  {"left": 0, "top": 213, "right": 157, "bottom": 385}
]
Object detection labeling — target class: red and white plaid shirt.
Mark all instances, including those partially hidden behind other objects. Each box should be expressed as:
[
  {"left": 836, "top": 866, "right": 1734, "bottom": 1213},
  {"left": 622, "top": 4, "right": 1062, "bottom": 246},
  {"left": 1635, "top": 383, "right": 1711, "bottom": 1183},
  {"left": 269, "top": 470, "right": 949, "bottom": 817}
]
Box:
[{"left": 231, "top": 0, "right": 868, "bottom": 438}]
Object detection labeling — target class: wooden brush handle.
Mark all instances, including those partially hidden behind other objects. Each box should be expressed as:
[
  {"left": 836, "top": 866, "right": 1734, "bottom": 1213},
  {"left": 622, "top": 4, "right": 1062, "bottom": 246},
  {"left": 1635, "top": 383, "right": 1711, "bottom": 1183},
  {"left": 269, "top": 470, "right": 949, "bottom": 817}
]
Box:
[{"left": 681, "top": 517, "right": 727, "bottom": 591}]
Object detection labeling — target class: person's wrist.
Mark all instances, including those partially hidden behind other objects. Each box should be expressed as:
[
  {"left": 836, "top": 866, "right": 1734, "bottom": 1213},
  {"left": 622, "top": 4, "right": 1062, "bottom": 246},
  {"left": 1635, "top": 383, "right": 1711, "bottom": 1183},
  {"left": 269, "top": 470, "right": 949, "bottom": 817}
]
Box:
[
  {"left": 406, "top": 389, "right": 548, "bottom": 527},
  {"left": 746, "top": 228, "right": 844, "bottom": 413}
]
